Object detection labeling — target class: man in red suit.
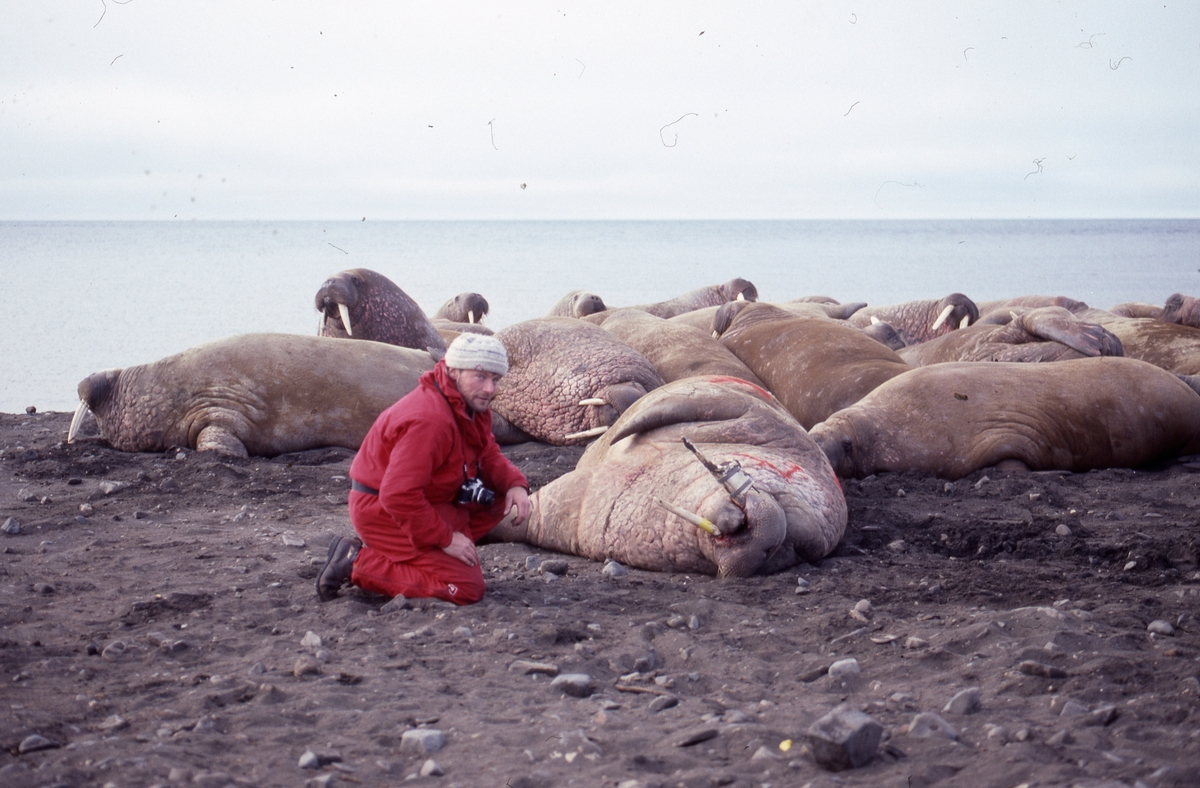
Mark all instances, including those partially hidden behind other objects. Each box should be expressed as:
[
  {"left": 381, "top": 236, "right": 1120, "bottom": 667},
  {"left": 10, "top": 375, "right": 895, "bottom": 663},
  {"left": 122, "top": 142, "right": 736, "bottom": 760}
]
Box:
[{"left": 317, "top": 333, "right": 530, "bottom": 605}]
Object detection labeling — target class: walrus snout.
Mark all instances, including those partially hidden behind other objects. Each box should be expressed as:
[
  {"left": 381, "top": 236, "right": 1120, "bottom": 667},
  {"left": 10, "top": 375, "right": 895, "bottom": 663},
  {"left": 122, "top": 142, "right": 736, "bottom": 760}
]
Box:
[{"left": 714, "top": 491, "right": 786, "bottom": 578}]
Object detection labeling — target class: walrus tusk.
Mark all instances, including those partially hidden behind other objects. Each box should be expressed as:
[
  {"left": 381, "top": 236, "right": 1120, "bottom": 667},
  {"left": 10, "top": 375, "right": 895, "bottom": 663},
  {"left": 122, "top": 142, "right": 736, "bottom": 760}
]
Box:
[
  {"left": 870, "top": 315, "right": 881, "bottom": 325},
  {"left": 654, "top": 496, "right": 718, "bottom": 535},
  {"left": 959, "top": 315, "right": 971, "bottom": 329},
  {"left": 712, "top": 330, "right": 719, "bottom": 339},
  {"left": 468, "top": 310, "right": 477, "bottom": 324},
  {"left": 67, "top": 400, "right": 90, "bottom": 444},
  {"left": 681, "top": 437, "right": 755, "bottom": 506},
  {"left": 338, "top": 303, "right": 353, "bottom": 337},
  {"left": 736, "top": 292, "right": 745, "bottom": 301},
  {"left": 578, "top": 398, "right": 606, "bottom": 406},
  {"left": 564, "top": 426, "right": 609, "bottom": 441},
  {"left": 930, "top": 303, "right": 955, "bottom": 331}
]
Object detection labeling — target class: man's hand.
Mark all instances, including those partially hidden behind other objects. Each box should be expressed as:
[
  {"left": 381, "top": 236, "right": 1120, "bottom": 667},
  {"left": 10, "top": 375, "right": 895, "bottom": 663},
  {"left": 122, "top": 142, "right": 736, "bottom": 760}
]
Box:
[
  {"left": 505, "top": 486, "right": 531, "bottom": 526},
  {"left": 443, "top": 531, "right": 479, "bottom": 567}
]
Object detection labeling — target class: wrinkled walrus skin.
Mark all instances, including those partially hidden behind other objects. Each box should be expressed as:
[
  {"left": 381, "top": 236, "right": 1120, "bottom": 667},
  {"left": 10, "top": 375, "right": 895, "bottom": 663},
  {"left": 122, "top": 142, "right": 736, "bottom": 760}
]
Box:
[
  {"left": 72, "top": 334, "right": 434, "bottom": 457},
  {"left": 315, "top": 268, "right": 446, "bottom": 353},
  {"left": 491, "top": 376, "right": 847, "bottom": 577},
  {"left": 809, "top": 357, "right": 1200, "bottom": 481}
]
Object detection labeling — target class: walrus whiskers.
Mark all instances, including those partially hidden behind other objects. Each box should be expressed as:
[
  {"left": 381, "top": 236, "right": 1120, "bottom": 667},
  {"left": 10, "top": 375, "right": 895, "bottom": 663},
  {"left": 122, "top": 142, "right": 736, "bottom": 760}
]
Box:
[
  {"left": 564, "top": 426, "right": 609, "bottom": 441},
  {"left": 654, "top": 496, "right": 718, "bottom": 535},
  {"left": 338, "top": 303, "right": 354, "bottom": 337},
  {"left": 930, "top": 303, "right": 956, "bottom": 331},
  {"left": 67, "top": 400, "right": 90, "bottom": 444}
]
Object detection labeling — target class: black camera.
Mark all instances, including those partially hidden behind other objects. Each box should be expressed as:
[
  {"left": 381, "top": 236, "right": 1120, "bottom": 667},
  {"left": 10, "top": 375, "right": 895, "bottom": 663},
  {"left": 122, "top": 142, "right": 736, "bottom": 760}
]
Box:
[{"left": 456, "top": 477, "right": 496, "bottom": 507}]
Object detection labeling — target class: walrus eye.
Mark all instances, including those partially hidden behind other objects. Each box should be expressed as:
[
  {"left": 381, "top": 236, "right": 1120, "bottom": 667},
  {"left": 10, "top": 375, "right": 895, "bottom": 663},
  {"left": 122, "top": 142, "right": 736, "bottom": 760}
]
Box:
[{"left": 841, "top": 440, "right": 853, "bottom": 457}]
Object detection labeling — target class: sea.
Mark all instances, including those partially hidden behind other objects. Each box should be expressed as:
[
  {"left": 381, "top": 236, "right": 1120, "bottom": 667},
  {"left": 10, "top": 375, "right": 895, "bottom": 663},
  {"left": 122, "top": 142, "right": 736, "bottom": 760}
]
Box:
[{"left": 3, "top": 219, "right": 1199, "bottom": 415}]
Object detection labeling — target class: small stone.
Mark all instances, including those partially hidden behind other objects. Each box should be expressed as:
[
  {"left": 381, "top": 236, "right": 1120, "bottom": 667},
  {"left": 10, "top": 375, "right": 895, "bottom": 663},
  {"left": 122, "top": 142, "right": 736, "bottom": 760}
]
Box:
[
  {"left": 1084, "top": 705, "right": 1119, "bottom": 727},
  {"left": 299, "top": 749, "right": 321, "bottom": 769},
  {"left": 18, "top": 734, "right": 58, "bottom": 753},
  {"left": 602, "top": 560, "right": 627, "bottom": 578},
  {"left": 509, "top": 660, "right": 558, "bottom": 676},
  {"left": 539, "top": 558, "right": 569, "bottom": 576},
  {"left": 796, "top": 576, "right": 810, "bottom": 588},
  {"left": 828, "top": 658, "right": 860, "bottom": 678},
  {"left": 985, "top": 724, "right": 1008, "bottom": 743},
  {"left": 453, "top": 625, "right": 472, "bottom": 638},
  {"left": 806, "top": 704, "right": 883, "bottom": 771},
  {"left": 400, "top": 729, "right": 445, "bottom": 754},
  {"left": 79, "top": 503, "right": 95, "bottom": 516},
  {"left": 1059, "top": 699, "right": 1090, "bottom": 717},
  {"left": 886, "top": 539, "right": 907, "bottom": 553},
  {"left": 1018, "top": 660, "right": 1068, "bottom": 679},
  {"left": 282, "top": 535, "right": 306, "bottom": 548},
  {"left": 907, "top": 712, "right": 958, "bottom": 740},
  {"left": 419, "top": 759, "right": 444, "bottom": 777},
  {"left": 524, "top": 556, "right": 541, "bottom": 570},
  {"left": 98, "top": 714, "right": 129, "bottom": 732},
  {"left": 300, "top": 631, "right": 323, "bottom": 649},
  {"left": 648, "top": 695, "right": 679, "bottom": 712},
  {"left": 943, "top": 482, "right": 956, "bottom": 493},
  {"left": 33, "top": 582, "right": 55, "bottom": 594},
  {"left": 1055, "top": 524, "right": 1072, "bottom": 536},
  {"left": 675, "top": 727, "right": 719, "bottom": 747},
  {"left": 248, "top": 662, "right": 267, "bottom": 675},
  {"left": 134, "top": 511, "right": 149, "bottom": 520},
  {"left": 2, "top": 518, "right": 22, "bottom": 535},
  {"left": 101, "top": 640, "right": 129, "bottom": 660},
  {"left": 1124, "top": 560, "right": 1138, "bottom": 571},
  {"left": 1148, "top": 620, "right": 1176, "bottom": 636},
  {"left": 973, "top": 475, "right": 991, "bottom": 489},
  {"left": 293, "top": 658, "right": 320, "bottom": 677},
  {"left": 895, "top": 488, "right": 906, "bottom": 498},
  {"left": 160, "top": 478, "right": 179, "bottom": 492},
  {"left": 550, "top": 673, "right": 595, "bottom": 698},
  {"left": 853, "top": 599, "right": 872, "bottom": 615},
  {"left": 380, "top": 596, "right": 413, "bottom": 614},
  {"left": 98, "top": 481, "right": 128, "bottom": 495},
  {"left": 25, "top": 405, "right": 36, "bottom": 414},
  {"left": 1046, "top": 729, "right": 1073, "bottom": 746},
  {"left": 943, "top": 687, "right": 982, "bottom": 715}
]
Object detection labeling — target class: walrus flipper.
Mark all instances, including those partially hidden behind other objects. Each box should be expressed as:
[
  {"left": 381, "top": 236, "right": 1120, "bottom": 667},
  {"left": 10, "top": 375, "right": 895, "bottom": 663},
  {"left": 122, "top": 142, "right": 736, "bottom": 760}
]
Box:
[{"left": 196, "top": 425, "right": 250, "bottom": 457}]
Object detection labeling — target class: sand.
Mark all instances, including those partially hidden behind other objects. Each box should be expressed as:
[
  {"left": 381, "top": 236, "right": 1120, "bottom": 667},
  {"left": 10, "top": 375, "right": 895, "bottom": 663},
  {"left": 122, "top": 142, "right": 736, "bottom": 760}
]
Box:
[{"left": 2, "top": 410, "right": 1198, "bottom": 788}]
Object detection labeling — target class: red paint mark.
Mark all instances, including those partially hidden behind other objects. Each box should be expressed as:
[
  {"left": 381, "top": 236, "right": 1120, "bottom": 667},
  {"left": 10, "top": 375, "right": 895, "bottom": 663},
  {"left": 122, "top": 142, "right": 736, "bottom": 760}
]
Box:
[
  {"left": 733, "top": 453, "right": 811, "bottom": 482},
  {"left": 703, "top": 375, "right": 773, "bottom": 401}
]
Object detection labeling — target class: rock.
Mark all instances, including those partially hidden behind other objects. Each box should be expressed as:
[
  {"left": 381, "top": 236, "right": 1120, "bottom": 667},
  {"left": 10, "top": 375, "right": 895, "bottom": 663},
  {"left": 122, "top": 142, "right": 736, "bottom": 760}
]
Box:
[
  {"left": 1055, "top": 524, "right": 1072, "bottom": 536},
  {"left": 1018, "top": 660, "right": 1068, "bottom": 679},
  {"left": 648, "top": 695, "right": 678, "bottom": 712},
  {"left": 550, "top": 673, "right": 595, "bottom": 698},
  {"left": 602, "top": 560, "right": 627, "bottom": 578},
  {"left": 943, "top": 687, "right": 982, "bottom": 715},
  {"left": 98, "top": 481, "right": 128, "bottom": 495},
  {"left": 509, "top": 660, "right": 559, "bottom": 676},
  {"left": 98, "top": 714, "right": 129, "bottom": 732},
  {"left": 299, "top": 749, "right": 321, "bottom": 769},
  {"left": 301, "top": 631, "right": 323, "bottom": 649},
  {"left": 828, "top": 658, "right": 861, "bottom": 678},
  {"left": 101, "top": 640, "right": 129, "bottom": 660},
  {"left": 750, "top": 745, "right": 777, "bottom": 763},
  {"left": 1, "top": 518, "right": 20, "bottom": 535},
  {"left": 806, "top": 704, "right": 883, "bottom": 771},
  {"left": 539, "top": 558, "right": 569, "bottom": 576},
  {"left": 33, "top": 582, "right": 55, "bottom": 594},
  {"left": 282, "top": 535, "right": 306, "bottom": 548},
  {"left": 524, "top": 556, "right": 541, "bottom": 570},
  {"left": 419, "top": 759, "right": 444, "bottom": 777},
  {"left": 1084, "top": 705, "right": 1120, "bottom": 727},
  {"left": 453, "top": 625, "right": 472, "bottom": 638},
  {"left": 18, "top": 734, "right": 58, "bottom": 753},
  {"left": 293, "top": 658, "right": 320, "bottom": 677},
  {"left": 907, "top": 712, "right": 958, "bottom": 740},
  {"left": 1059, "top": 699, "right": 1090, "bottom": 717},
  {"left": 1148, "top": 620, "right": 1176, "bottom": 636},
  {"left": 1046, "top": 729, "right": 1074, "bottom": 746},
  {"left": 400, "top": 729, "right": 445, "bottom": 754},
  {"left": 380, "top": 596, "right": 413, "bottom": 613},
  {"left": 674, "top": 727, "right": 719, "bottom": 747}
]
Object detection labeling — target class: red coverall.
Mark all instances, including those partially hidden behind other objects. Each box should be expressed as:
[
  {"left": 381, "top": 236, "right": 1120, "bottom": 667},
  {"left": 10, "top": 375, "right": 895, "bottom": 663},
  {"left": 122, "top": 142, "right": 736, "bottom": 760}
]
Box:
[{"left": 348, "top": 361, "right": 528, "bottom": 605}]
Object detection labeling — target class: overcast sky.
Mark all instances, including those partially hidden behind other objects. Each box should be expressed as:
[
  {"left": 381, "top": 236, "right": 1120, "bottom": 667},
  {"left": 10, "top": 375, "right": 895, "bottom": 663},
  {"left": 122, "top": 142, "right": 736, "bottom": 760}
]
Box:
[{"left": 3, "top": 1, "right": 1198, "bottom": 220}]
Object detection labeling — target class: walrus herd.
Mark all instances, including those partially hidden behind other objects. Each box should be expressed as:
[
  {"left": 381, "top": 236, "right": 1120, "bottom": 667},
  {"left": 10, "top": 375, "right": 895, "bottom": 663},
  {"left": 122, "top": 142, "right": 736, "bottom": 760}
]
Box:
[{"left": 67, "top": 269, "right": 1200, "bottom": 577}]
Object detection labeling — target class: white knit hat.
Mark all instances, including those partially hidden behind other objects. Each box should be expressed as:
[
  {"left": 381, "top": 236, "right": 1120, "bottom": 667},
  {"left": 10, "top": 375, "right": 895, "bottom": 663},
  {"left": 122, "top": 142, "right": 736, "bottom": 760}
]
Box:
[{"left": 444, "top": 333, "right": 509, "bottom": 375}]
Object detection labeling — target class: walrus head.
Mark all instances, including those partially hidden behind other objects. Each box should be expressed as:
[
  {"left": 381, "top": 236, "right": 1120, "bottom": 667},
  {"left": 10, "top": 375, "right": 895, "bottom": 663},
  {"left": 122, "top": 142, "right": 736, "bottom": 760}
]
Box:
[
  {"left": 434, "top": 292, "right": 490, "bottom": 325},
  {"left": 720, "top": 278, "right": 758, "bottom": 304},
  {"left": 68, "top": 369, "right": 121, "bottom": 444}
]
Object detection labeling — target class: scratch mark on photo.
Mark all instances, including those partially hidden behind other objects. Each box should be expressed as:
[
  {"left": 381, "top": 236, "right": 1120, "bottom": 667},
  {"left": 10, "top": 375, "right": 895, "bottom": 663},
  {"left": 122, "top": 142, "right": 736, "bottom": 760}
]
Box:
[
  {"left": 1024, "top": 157, "right": 1046, "bottom": 180},
  {"left": 849, "top": 13, "right": 857, "bottom": 24},
  {"left": 1076, "top": 33, "right": 1104, "bottom": 49},
  {"left": 94, "top": 0, "right": 134, "bottom": 29},
  {"left": 1109, "top": 56, "right": 1131, "bottom": 70},
  {"left": 327, "top": 243, "right": 348, "bottom": 254},
  {"left": 874, "top": 181, "right": 924, "bottom": 209},
  {"left": 576, "top": 59, "right": 586, "bottom": 78},
  {"left": 963, "top": 47, "right": 973, "bottom": 60},
  {"left": 659, "top": 113, "right": 699, "bottom": 148},
  {"left": 110, "top": 54, "right": 123, "bottom": 66},
  {"left": 488, "top": 119, "right": 498, "bottom": 150},
  {"left": 844, "top": 101, "right": 860, "bottom": 116}
]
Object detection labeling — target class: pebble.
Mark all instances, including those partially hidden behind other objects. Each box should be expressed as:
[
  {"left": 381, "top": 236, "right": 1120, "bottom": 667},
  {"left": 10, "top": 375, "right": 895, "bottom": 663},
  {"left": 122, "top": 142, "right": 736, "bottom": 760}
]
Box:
[
  {"left": 1018, "top": 660, "right": 1068, "bottom": 679},
  {"left": 299, "top": 749, "right": 321, "bottom": 769},
  {"left": 907, "top": 712, "right": 958, "bottom": 740},
  {"left": 98, "top": 714, "right": 129, "bottom": 732},
  {"left": 1124, "top": 560, "right": 1138, "bottom": 571},
  {"left": 102, "top": 641, "right": 129, "bottom": 660},
  {"left": 509, "top": 660, "right": 559, "bottom": 676},
  {"left": 806, "top": 704, "right": 883, "bottom": 770},
  {"left": 674, "top": 727, "right": 718, "bottom": 747},
  {"left": 98, "top": 481, "right": 128, "bottom": 495},
  {"left": 886, "top": 539, "right": 908, "bottom": 553},
  {"left": 453, "top": 625, "right": 472, "bottom": 638},
  {"left": 550, "top": 673, "right": 595, "bottom": 697},
  {"left": 539, "top": 558, "right": 569, "bottom": 576},
  {"left": 1059, "top": 699, "right": 1090, "bottom": 717},
  {"left": 1047, "top": 729, "right": 1074, "bottom": 746},
  {"left": 293, "top": 658, "right": 320, "bottom": 677},
  {"left": 648, "top": 695, "right": 679, "bottom": 712},
  {"left": 943, "top": 687, "right": 982, "bottom": 715},
  {"left": 380, "top": 596, "right": 413, "bottom": 613},
  {"left": 1055, "top": 524, "right": 1072, "bottom": 536},
  {"left": 282, "top": 535, "right": 306, "bottom": 548},
  {"left": 18, "top": 734, "right": 58, "bottom": 753},
  {"left": 419, "top": 759, "right": 444, "bottom": 777},
  {"left": 400, "top": 729, "right": 445, "bottom": 754},
  {"left": 974, "top": 475, "right": 991, "bottom": 489},
  {"left": 79, "top": 503, "right": 95, "bottom": 516},
  {"left": 34, "top": 582, "right": 55, "bottom": 594},
  {"left": 524, "top": 556, "right": 541, "bottom": 570},
  {"left": 2, "top": 518, "right": 21, "bottom": 535},
  {"left": 301, "top": 631, "right": 323, "bottom": 649},
  {"left": 602, "top": 560, "right": 627, "bottom": 578},
  {"left": 828, "top": 658, "right": 860, "bottom": 678},
  {"left": 1148, "top": 620, "right": 1176, "bottom": 636}
]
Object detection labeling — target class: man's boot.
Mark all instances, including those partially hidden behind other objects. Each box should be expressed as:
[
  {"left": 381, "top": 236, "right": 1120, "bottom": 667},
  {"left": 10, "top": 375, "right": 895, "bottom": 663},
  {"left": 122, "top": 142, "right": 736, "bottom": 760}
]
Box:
[{"left": 317, "top": 535, "right": 362, "bottom": 602}]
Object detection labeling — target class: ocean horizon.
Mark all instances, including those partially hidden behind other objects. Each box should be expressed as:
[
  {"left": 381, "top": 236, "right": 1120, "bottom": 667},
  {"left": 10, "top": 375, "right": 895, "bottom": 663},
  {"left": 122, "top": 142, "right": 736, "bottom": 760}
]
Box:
[{"left": 5, "top": 218, "right": 1199, "bottom": 415}]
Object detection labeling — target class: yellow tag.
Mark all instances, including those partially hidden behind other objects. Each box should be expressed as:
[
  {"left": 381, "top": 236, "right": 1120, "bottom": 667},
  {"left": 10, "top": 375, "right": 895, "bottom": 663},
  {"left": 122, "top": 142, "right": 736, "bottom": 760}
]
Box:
[{"left": 779, "top": 739, "right": 792, "bottom": 752}]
